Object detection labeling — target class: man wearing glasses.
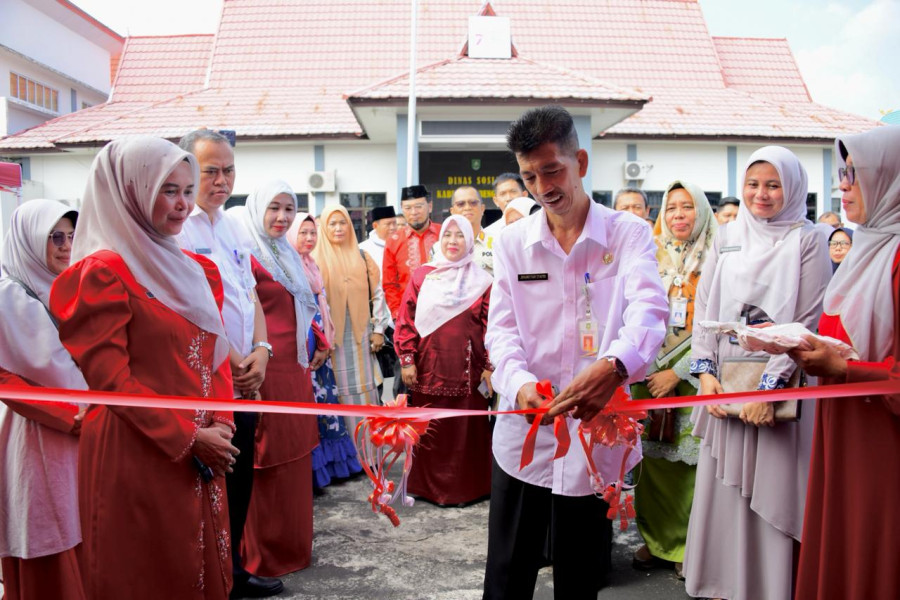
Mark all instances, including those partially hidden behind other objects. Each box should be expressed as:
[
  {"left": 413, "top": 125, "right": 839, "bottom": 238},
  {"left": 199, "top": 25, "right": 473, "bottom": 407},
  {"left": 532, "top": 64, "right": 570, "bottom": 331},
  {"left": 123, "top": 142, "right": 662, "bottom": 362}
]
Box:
[{"left": 450, "top": 185, "right": 494, "bottom": 274}]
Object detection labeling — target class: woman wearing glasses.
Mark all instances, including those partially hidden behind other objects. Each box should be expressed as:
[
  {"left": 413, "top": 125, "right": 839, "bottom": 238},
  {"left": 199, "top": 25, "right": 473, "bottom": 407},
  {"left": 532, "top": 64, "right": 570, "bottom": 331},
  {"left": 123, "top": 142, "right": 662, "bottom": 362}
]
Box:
[
  {"left": 791, "top": 126, "right": 900, "bottom": 599},
  {"left": 827, "top": 227, "right": 853, "bottom": 272},
  {"left": 0, "top": 200, "right": 87, "bottom": 600}
]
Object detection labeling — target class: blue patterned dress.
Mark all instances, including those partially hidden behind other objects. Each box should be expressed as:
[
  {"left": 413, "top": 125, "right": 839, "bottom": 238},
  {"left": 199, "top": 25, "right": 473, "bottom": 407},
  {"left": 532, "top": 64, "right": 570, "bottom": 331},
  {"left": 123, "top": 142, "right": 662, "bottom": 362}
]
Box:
[{"left": 308, "top": 305, "right": 362, "bottom": 488}]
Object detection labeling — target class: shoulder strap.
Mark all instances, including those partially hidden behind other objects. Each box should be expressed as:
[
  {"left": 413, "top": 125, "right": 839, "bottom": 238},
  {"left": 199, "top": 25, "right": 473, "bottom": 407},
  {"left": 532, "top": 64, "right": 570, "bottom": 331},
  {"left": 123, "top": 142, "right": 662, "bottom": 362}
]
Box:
[{"left": 8, "top": 276, "right": 59, "bottom": 329}]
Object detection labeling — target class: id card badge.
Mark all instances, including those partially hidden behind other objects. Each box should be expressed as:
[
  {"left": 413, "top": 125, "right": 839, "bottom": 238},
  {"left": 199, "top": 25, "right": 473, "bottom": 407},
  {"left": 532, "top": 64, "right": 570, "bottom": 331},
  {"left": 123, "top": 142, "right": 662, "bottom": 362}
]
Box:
[
  {"left": 578, "top": 317, "right": 599, "bottom": 357},
  {"left": 669, "top": 296, "right": 688, "bottom": 328}
]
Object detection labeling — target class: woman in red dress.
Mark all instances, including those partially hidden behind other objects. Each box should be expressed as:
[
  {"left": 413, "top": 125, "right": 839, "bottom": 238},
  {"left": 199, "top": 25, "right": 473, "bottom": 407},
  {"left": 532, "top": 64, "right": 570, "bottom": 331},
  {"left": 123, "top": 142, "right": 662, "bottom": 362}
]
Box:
[
  {"left": 791, "top": 126, "right": 900, "bottom": 599},
  {"left": 49, "top": 137, "right": 240, "bottom": 600},
  {"left": 395, "top": 215, "right": 494, "bottom": 506},
  {"left": 230, "top": 180, "right": 327, "bottom": 576},
  {"left": 0, "top": 199, "right": 86, "bottom": 600}
]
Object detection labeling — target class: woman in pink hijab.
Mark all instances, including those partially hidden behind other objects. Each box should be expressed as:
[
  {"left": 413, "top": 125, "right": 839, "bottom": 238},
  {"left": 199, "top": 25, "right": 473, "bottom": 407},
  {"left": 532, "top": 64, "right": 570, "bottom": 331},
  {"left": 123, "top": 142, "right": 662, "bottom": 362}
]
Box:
[
  {"left": 289, "top": 212, "right": 363, "bottom": 489},
  {"left": 394, "top": 215, "right": 494, "bottom": 506}
]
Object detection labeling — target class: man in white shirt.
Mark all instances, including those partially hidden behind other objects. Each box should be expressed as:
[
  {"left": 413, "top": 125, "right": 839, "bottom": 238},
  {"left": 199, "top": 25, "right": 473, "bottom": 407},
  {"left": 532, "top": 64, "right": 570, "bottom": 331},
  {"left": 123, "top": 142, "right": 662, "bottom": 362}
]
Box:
[
  {"left": 483, "top": 172, "right": 529, "bottom": 239},
  {"left": 483, "top": 106, "right": 668, "bottom": 599},
  {"left": 449, "top": 185, "right": 493, "bottom": 274},
  {"left": 177, "top": 129, "right": 283, "bottom": 599},
  {"left": 359, "top": 205, "right": 397, "bottom": 387}
]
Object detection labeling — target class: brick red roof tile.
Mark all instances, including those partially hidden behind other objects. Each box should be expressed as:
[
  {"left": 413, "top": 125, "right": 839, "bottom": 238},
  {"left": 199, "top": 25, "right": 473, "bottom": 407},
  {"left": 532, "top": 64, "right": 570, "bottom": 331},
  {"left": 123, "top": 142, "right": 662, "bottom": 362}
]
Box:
[
  {"left": 347, "top": 55, "right": 648, "bottom": 104},
  {"left": 713, "top": 37, "right": 811, "bottom": 104},
  {"left": 0, "top": 0, "right": 880, "bottom": 151},
  {"left": 110, "top": 35, "right": 215, "bottom": 102}
]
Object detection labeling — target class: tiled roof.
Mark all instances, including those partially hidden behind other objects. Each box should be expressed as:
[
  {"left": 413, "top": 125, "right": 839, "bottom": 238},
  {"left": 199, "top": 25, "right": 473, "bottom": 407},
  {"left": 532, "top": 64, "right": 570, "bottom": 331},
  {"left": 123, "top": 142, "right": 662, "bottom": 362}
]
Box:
[
  {"left": 0, "top": 0, "right": 880, "bottom": 152},
  {"left": 110, "top": 35, "right": 215, "bottom": 102},
  {"left": 347, "top": 55, "right": 648, "bottom": 104},
  {"left": 604, "top": 87, "right": 878, "bottom": 139},
  {"left": 56, "top": 88, "right": 360, "bottom": 141},
  {"left": 713, "top": 37, "right": 811, "bottom": 104}
]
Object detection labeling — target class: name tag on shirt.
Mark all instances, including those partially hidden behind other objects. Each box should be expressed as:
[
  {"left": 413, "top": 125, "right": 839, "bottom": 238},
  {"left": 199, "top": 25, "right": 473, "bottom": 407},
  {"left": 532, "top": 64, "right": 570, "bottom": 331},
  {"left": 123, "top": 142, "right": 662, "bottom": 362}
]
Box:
[
  {"left": 720, "top": 246, "right": 741, "bottom": 253},
  {"left": 194, "top": 247, "right": 212, "bottom": 254},
  {"left": 518, "top": 273, "right": 548, "bottom": 282}
]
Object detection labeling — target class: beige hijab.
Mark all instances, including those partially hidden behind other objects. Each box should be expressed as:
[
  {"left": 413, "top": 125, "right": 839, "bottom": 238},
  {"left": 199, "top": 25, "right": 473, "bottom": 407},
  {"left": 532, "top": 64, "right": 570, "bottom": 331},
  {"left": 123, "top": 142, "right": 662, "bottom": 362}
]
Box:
[
  {"left": 312, "top": 204, "right": 378, "bottom": 346},
  {"left": 825, "top": 126, "right": 900, "bottom": 361},
  {"left": 71, "top": 136, "right": 229, "bottom": 367},
  {"left": 654, "top": 180, "right": 717, "bottom": 292}
]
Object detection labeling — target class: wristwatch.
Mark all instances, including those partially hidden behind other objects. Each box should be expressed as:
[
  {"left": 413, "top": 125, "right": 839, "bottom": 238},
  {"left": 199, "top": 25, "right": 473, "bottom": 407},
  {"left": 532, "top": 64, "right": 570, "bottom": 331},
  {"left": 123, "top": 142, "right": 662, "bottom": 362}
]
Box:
[
  {"left": 252, "top": 341, "right": 274, "bottom": 358},
  {"left": 601, "top": 355, "right": 628, "bottom": 380}
]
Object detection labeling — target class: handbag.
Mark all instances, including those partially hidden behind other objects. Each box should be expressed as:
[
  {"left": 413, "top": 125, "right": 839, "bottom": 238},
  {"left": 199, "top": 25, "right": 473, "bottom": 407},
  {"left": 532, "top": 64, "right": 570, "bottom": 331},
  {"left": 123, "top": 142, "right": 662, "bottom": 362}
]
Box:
[
  {"left": 647, "top": 409, "right": 677, "bottom": 443},
  {"left": 719, "top": 357, "right": 803, "bottom": 421}
]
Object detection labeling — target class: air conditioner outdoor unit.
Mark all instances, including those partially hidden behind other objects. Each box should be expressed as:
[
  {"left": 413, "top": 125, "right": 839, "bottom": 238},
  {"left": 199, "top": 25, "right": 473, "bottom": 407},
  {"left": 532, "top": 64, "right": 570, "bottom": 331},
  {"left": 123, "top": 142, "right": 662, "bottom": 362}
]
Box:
[
  {"left": 308, "top": 170, "right": 336, "bottom": 193},
  {"left": 623, "top": 161, "right": 652, "bottom": 181}
]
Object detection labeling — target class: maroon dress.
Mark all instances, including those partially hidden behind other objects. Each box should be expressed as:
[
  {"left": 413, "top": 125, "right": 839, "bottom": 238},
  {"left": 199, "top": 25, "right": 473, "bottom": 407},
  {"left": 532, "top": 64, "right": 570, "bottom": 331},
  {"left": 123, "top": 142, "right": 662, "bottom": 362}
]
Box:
[
  {"left": 394, "top": 265, "right": 493, "bottom": 506},
  {"left": 241, "top": 257, "right": 324, "bottom": 576},
  {"left": 795, "top": 248, "right": 900, "bottom": 599}
]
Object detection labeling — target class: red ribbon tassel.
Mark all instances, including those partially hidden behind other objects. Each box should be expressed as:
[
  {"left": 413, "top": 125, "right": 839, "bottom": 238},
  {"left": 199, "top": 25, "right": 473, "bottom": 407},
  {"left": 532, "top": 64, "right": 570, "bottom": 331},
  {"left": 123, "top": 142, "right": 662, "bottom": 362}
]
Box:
[
  {"left": 519, "top": 381, "right": 571, "bottom": 470},
  {"left": 354, "top": 394, "right": 430, "bottom": 527}
]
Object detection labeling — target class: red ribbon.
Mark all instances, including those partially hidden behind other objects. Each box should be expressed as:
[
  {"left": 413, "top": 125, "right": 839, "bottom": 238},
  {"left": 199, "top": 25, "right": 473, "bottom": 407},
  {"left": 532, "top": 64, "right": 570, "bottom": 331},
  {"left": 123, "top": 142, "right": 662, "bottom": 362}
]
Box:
[{"left": 519, "top": 381, "right": 570, "bottom": 470}]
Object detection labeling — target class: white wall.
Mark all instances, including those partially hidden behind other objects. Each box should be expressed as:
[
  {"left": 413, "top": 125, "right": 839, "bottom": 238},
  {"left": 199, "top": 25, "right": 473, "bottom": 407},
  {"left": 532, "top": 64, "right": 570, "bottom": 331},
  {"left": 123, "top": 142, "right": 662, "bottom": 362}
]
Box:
[
  {"left": 591, "top": 140, "right": 629, "bottom": 194},
  {"left": 230, "top": 143, "right": 316, "bottom": 198},
  {"left": 322, "top": 141, "right": 396, "bottom": 207},
  {"left": 1, "top": 0, "right": 113, "bottom": 93}
]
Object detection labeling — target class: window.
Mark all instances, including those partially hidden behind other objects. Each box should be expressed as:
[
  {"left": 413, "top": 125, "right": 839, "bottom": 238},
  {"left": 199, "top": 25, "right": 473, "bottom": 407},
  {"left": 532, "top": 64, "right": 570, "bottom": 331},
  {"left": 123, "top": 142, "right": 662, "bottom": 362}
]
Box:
[
  {"left": 340, "top": 192, "right": 387, "bottom": 241},
  {"left": 9, "top": 72, "right": 58, "bottom": 112},
  {"left": 224, "top": 193, "right": 309, "bottom": 213},
  {"left": 592, "top": 190, "right": 613, "bottom": 207}
]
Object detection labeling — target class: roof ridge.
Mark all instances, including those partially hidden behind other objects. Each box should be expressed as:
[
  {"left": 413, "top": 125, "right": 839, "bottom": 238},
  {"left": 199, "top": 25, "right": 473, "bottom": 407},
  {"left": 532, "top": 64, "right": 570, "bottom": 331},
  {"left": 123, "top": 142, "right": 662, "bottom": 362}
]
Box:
[
  {"left": 125, "top": 33, "right": 215, "bottom": 40},
  {"left": 712, "top": 35, "right": 789, "bottom": 43}
]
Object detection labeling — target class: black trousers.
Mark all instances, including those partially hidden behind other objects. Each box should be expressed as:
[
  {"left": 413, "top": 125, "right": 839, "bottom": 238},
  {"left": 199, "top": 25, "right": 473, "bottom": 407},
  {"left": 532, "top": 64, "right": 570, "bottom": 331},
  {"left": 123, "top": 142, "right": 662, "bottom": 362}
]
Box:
[
  {"left": 482, "top": 459, "right": 612, "bottom": 600},
  {"left": 226, "top": 411, "right": 258, "bottom": 581}
]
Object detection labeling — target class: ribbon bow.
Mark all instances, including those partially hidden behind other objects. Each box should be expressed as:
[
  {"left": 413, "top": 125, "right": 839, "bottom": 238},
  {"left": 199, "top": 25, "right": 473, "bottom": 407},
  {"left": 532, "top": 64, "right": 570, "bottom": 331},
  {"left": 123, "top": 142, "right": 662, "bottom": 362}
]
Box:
[{"left": 355, "top": 394, "right": 430, "bottom": 527}]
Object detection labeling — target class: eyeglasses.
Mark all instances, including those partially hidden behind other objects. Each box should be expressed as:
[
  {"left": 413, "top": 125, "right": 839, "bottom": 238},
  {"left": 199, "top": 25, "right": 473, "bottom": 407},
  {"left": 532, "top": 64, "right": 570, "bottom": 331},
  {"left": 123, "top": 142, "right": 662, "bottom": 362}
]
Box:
[
  {"left": 829, "top": 241, "right": 852, "bottom": 249},
  {"left": 838, "top": 166, "right": 856, "bottom": 186},
  {"left": 452, "top": 199, "right": 482, "bottom": 209},
  {"left": 48, "top": 231, "right": 75, "bottom": 247}
]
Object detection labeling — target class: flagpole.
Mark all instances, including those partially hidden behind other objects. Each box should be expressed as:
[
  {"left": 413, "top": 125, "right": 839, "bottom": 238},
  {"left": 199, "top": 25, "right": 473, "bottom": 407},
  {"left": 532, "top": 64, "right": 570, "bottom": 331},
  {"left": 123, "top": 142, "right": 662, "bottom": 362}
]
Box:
[{"left": 406, "top": 0, "right": 418, "bottom": 187}]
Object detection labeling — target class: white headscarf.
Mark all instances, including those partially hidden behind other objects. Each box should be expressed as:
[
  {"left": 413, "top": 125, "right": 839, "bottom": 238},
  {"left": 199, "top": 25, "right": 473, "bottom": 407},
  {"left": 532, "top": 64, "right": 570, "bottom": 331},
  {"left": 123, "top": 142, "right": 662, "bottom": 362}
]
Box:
[
  {"left": 714, "top": 146, "right": 817, "bottom": 324},
  {"left": 0, "top": 199, "right": 88, "bottom": 391},
  {"left": 71, "top": 136, "right": 230, "bottom": 367},
  {"left": 232, "top": 180, "right": 318, "bottom": 367},
  {"left": 1, "top": 199, "right": 76, "bottom": 306},
  {"left": 504, "top": 197, "right": 536, "bottom": 224},
  {"left": 414, "top": 215, "right": 493, "bottom": 338},
  {"left": 824, "top": 126, "right": 900, "bottom": 361}
]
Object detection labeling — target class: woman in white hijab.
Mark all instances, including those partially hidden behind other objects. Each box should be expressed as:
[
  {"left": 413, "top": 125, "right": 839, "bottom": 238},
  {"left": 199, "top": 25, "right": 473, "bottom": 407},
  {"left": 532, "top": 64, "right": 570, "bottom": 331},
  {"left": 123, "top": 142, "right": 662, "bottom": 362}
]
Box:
[
  {"left": 49, "top": 136, "right": 239, "bottom": 600},
  {"left": 631, "top": 181, "right": 716, "bottom": 579},
  {"left": 394, "top": 215, "right": 494, "bottom": 506},
  {"left": 0, "top": 199, "right": 86, "bottom": 600},
  {"left": 791, "top": 125, "right": 900, "bottom": 599},
  {"left": 682, "top": 147, "right": 831, "bottom": 600},
  {"left": 229, "top": 180, "right": 325, "bottom": 577},
  {"left": 503, "top": 196, "right": 537, "bottom": 225}
]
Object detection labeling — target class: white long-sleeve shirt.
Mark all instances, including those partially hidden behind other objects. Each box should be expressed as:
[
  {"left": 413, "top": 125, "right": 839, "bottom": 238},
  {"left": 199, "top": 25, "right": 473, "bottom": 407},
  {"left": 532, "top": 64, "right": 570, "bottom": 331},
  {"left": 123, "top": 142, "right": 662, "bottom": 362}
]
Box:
[
  {"left": 486, "top": 201, "right": 668, "bottom": 496},
  {"left": 178, "top": 206, "right": 257, "bottom": 357},
  {"left": 359, "top": 230, "right": 394, "bottom": 330}
]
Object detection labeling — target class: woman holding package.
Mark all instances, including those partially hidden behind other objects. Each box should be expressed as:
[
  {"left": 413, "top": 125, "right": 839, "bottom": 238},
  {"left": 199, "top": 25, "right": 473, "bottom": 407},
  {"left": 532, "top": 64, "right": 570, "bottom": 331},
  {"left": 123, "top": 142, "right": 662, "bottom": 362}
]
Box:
[
  {"left": 231, "top": 181, "right": 326, "bottom": 576},
  {"left": 49, "top": 137, "right": 239, "bottom": 599},
  {"left": 395, "top": 215, "right": 494, "bottom": 506},
  {"left": 0, "top": 200, "right": 86, "bottom": 600},
  {"left": 312, "top": 204, "right": 390, "bottom": 433},
  {"left": 289, "top": 211, "right": 363, "bottom": 488},
  {"left": 683, "top": 146, "right": 831, "bottom": 600},
  {"left": 631, "top": 181, "right": 715, "bottom": 578},
  {"left": 791, "top": 126, "right": 900, "bottom": 599}
]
